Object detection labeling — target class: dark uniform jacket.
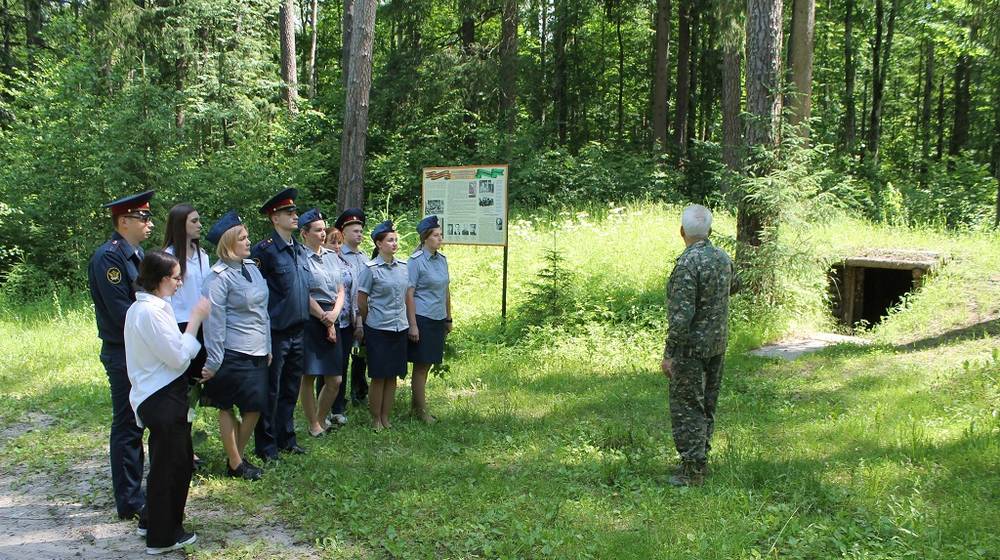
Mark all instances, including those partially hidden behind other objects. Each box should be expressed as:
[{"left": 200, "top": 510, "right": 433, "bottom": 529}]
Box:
[
  {"left": 251, "top": 230, "right": 312, "bottom": 332},
  {"left": 664, "top": 239, "right": 738, "bottom": 359},
  {"left": 88, "top": 232, "right": 143, "bottom": 344}
]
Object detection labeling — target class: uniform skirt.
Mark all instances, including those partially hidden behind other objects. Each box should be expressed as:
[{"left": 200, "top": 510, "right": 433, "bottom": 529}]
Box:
[
  {"left": 364, "top": 325, "right": 408, "bottom": 379},
  {"left": 201, "top": 350, "right": 268, "bottom": 412},
  {"left": 407, "top": 315, "right": 446, "bottom": 364},
  {"left": 303, "top": 302, "right": 344, "bottom": 376}
]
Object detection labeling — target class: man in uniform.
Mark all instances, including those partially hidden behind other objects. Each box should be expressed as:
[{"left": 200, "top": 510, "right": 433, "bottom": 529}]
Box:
[
  {"left": 661, "top": 204, "right": 738, "bottom": 487},
  {"left": 252, "top": 188, "right": 329, "bottom": 460},
  {"left": 329, "top": 208, "right": 369, "bottom": 424},
  {"left": 88, "top": 190, "right": 155, "bottom": 526}
]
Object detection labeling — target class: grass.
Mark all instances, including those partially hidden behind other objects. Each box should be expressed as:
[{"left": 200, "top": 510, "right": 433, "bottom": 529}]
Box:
[{"left": 1, "top": 202, "right": 999, "bottom": 559}]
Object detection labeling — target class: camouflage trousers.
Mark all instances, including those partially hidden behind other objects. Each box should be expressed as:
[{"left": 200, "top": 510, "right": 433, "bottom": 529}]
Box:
[{"left": 668, "top": 353, "right": 725, "bottom": 463}]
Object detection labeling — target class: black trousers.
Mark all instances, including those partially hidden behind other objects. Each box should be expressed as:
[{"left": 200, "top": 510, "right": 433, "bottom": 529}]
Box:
[
  {"left": 331, "top": 326, "right": 368, "bottom": 415},
  {"left": 99, "top": 342, "right": 145, "bottom": 518},
  {"left": 255, "top": 328, "right": 303, "bottom": 459},
  {"left": 136, "top": 375, "right": 193, "bottom": 548}
]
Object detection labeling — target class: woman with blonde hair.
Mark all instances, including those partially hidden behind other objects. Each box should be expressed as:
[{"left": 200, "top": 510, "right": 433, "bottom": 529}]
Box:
[{"left": 200, "top": 210, "right": 270, "bottom": 480}]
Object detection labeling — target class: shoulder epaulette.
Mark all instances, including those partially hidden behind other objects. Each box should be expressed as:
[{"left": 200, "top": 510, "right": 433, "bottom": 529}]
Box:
[
  {"left": 365, "top": 259, "right": 377, "bottom": 267},
  {"left": 410, "top": 249, "right": 423, "bottom": 259},
  {"left": 211, "top": 261, "right": 228, "bottom": 274}
]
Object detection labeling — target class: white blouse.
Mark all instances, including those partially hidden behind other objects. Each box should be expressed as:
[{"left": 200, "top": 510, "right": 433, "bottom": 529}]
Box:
[
  {"left": 164, "top": 244, "right": 210, "bottom": 323},
  {"left": 124, "top": 292, "right": 201, "bottom": 426}
]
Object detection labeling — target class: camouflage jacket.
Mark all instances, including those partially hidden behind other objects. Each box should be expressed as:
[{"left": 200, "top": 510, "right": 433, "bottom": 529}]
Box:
[{"left": 663, "top": 238, "right": 738, "bottom": 359}]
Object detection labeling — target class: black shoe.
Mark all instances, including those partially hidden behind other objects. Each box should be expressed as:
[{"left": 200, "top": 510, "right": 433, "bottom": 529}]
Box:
[
  {"left": 146, "top": 532, "right": 197, "bottom": 555},
  {"left": 281, "top": 444, "right": 306, "bottom": 455},
  {"left": 226, "top": 461, "right": 262, "bottom": 481},
  {"left": 136, "top": 516, "right": 148, "bottom": 537},
  {"left": 193, "top": 456, "right": 206, "bottom": 471},
  {"left": 255, "top": 451, "right": 279, "bottom": 463}
]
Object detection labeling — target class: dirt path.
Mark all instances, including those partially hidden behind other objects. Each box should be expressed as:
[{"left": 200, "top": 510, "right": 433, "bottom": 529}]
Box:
[{"left": 0, "top": 413, "right": 320, "bottom": 559}]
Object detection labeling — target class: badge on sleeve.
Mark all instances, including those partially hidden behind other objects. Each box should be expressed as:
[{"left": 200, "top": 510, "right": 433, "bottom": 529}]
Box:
[
  {"left": 253, "top": 258, "right": 262, "bottom": 269},
  {"left": 106, "top": 267, "right": 122, "bottom": 285}
]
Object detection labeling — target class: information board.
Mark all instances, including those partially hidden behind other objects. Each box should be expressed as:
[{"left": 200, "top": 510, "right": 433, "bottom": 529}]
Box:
[{"left": 421, "top": 164, "right": 509, "bottom": 246}]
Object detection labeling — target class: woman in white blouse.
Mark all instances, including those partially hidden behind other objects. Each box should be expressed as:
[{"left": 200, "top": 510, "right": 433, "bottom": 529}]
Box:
[
  {"left": 124, "top": 250, "right": 210, "bottom": 555},
  {"left": 162, "top": 203, "right": 210, "bottom": 468}
]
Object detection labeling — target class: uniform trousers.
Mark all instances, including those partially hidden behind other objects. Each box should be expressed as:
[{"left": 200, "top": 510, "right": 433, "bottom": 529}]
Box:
[
  {"left": 331, "top": 326, "right": 368, "bottom": 415},
  {"left": 255, "top": 327, "right": 303, "bottom": 459},
  {"left": 136, "top": 375, "right": 193, "bottom": 548},
  {"left": 99, "top": 341, "right": 145, "bottom": 518},
  {"left": 668, "top": 353, "right": 725, "bottom": 463}
]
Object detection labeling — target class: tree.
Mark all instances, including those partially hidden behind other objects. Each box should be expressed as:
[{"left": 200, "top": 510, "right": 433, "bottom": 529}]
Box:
[
  {"left": 718, "top": 0, "right": 743, "bottom": 174},
  {"left": 738, "top": 0, "right": 782, "bottom": 248},
  {"left": 787, "top": 0, "right": 815, "bottom": 136},
  {"left": 652, "top": 0, "right": 670, "bottom": 150},
  {"left": 672, "top": 0, "right": 691, "bottom": 156},
  {"left": 949, "top": 24, "right": 975, "bottom": 158},
  {"left": 553, "top": 0, "right": 569, "bottom": 144},
  {"left": 337, "top": 0, "right": 378, "bottom": 211},
  {"left": 279, "top": 0, "right": 299, "bottom": 114},
  {"left": 342, "top": 0, "right": 354, "bottom": 88},
  {"left": 499, "top": 0, "right": 518, "bottom": 148},
  {"left": 841, "top": 0, "right": 856, "bottom": 153},
  {"left": 865, "top": 0, "right": 899, "bottom": 165},
  {"left": 919, "top": 35, "right": 934, "bottom": 179},
  {"left": 307, "top": 0, "right": 318, "bottom": 98}
]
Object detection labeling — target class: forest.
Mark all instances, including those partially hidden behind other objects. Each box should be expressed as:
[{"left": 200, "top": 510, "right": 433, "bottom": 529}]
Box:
[{"left": 0, "top": 0, "right": 998, "bottom": 295}]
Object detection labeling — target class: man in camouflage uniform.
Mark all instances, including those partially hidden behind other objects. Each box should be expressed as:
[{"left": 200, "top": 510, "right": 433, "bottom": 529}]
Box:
[{"left": 661, "top": 204, "right": 738, "bottom": 487}]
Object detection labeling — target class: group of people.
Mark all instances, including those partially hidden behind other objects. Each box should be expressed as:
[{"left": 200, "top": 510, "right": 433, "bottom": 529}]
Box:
[{"left": 89, "top": 188, "right": 452, "bottom": 554}]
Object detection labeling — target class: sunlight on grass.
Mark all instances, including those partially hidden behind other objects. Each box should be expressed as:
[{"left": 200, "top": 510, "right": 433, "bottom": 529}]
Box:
[{"left": 2, "top": 204, "right": 998, "bottom": 559}]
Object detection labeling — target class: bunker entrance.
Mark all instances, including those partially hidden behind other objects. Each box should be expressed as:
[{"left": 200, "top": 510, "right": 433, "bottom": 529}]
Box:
[{"left": 828, "top": 250, "right": 943, "bottom": 328}]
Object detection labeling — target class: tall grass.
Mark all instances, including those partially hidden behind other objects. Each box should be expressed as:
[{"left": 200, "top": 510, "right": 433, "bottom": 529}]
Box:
[{"left": 1, "top": 204, "right": 998, "bottom": 559}]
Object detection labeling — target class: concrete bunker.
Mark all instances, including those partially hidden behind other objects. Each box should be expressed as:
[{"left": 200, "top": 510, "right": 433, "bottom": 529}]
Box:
[{"left": 828, "top": 250, "right": 944, "bottom": 327}]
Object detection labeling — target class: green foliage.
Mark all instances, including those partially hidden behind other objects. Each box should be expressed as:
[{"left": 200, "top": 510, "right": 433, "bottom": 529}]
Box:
[{"left": 3, "top": 206, "right": 1000, "bottom": 558}]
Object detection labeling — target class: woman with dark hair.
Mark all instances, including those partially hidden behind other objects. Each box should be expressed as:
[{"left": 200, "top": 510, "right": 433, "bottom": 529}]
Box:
[
  {"left": 406, "top": 216, "right": 451, "bottom": 424},
  {"left": 356, "top": 220, "right": 413, "bottom": 430},
  {"left": 322, "top": 226, "right": 357, "bottom": 426},
  {"left": 297, "top": 209, "right": 346, "bottom": 437},
  {"left": 162, "top": 203, "right": 210, "bottom": 467},
  {"left": 125, "top": 250, "right": 210, "bottom": 555}
]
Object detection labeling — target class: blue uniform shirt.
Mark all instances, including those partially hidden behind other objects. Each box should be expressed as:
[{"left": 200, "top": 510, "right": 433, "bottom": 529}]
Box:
[
  {"left": 304, "top": 246, "right": 344, "bottom": 305},
  {"left": 251, "top": 230, "right": 312, "bottom": 332},
  {"left": 357, "top": 255, "right": 409, "bottom": 332},
  {"left": 88, "top": 232, "right": 144, "bottom": 344},
  {"left": 202, "top": 259, "right": 271, "bottom": 372},
  {"left": 340, "top": 245, "right": 368, "bottom": 324},
  {"left": 407, "top": 248, "right": 450, "bottom": 320}
]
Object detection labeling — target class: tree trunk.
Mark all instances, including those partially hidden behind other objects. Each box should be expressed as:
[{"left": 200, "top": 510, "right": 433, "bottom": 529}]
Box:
[
  {"left": 652, "top": 0, "right": 670, "bottom": 150},
  {"left": 307, "top": 0, "right": 318, "bottom": 98},
  {"left": 540, "top": 0, "right": 548, "bottom": 127},
  {"left": 865, "top": 0, "right": 898, "bottom": 165},
  {"left": 919, "top": 37, "right": 933, "bottom": 179},
  {"left": 787, "top": 0, "right": 815, "bottom": 136},
  {"left": 719, "top": 0, "right": 743, "bottom": 175},
  {"left": 460, "top": 3, "right": 477, "bottom": 151},
  {"left": 337, "top": 0, "right": 377, "bottom": 210},
  {"left": 739, "top": 0, "right": 783, "bottom": 248},
  {"left": 23, "top": 0, "right": 43, "bottom": 72},
  {"left": 935, "top": 74, "right": 944, "bottom": 160},
  {"left": 1, "top": 0, "right": 12, "bottom": 77},
  {"left": 721, "top": 45, "right": 742, "bottom": 172},
  {"left": 553, "top": 0, "right": 569, "bottom": 144},
  {"left": 279, "top": 0, "right": 299, "bottom": 114},
  {"left": 948, "top": 26, "right": 974, "bottom": 158},
  {"left": 341, "top": 0, "right": 354, "bottom": 88},
  {"left": 499, "top": 0, "right": 518, "bottom": 150},
  {"left": 672, "top": 0, "right": 691, "bottom": 156},
  {"left": 993, "top": 80, "right": 1000, "bottom": 228},
  {"left": 616, "top": 8, "right": 624, "bottom": 141},
  {"left": 686, "top": 2, "right": 699, "bottom": 147},
  {"left": 841, "top": 0, "right": 856, "bottom": 154}
]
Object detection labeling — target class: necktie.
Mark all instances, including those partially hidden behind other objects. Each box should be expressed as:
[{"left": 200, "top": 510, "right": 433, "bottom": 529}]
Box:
[{"left": 241, "top": 264, "right": 252, "bottom": 282}]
